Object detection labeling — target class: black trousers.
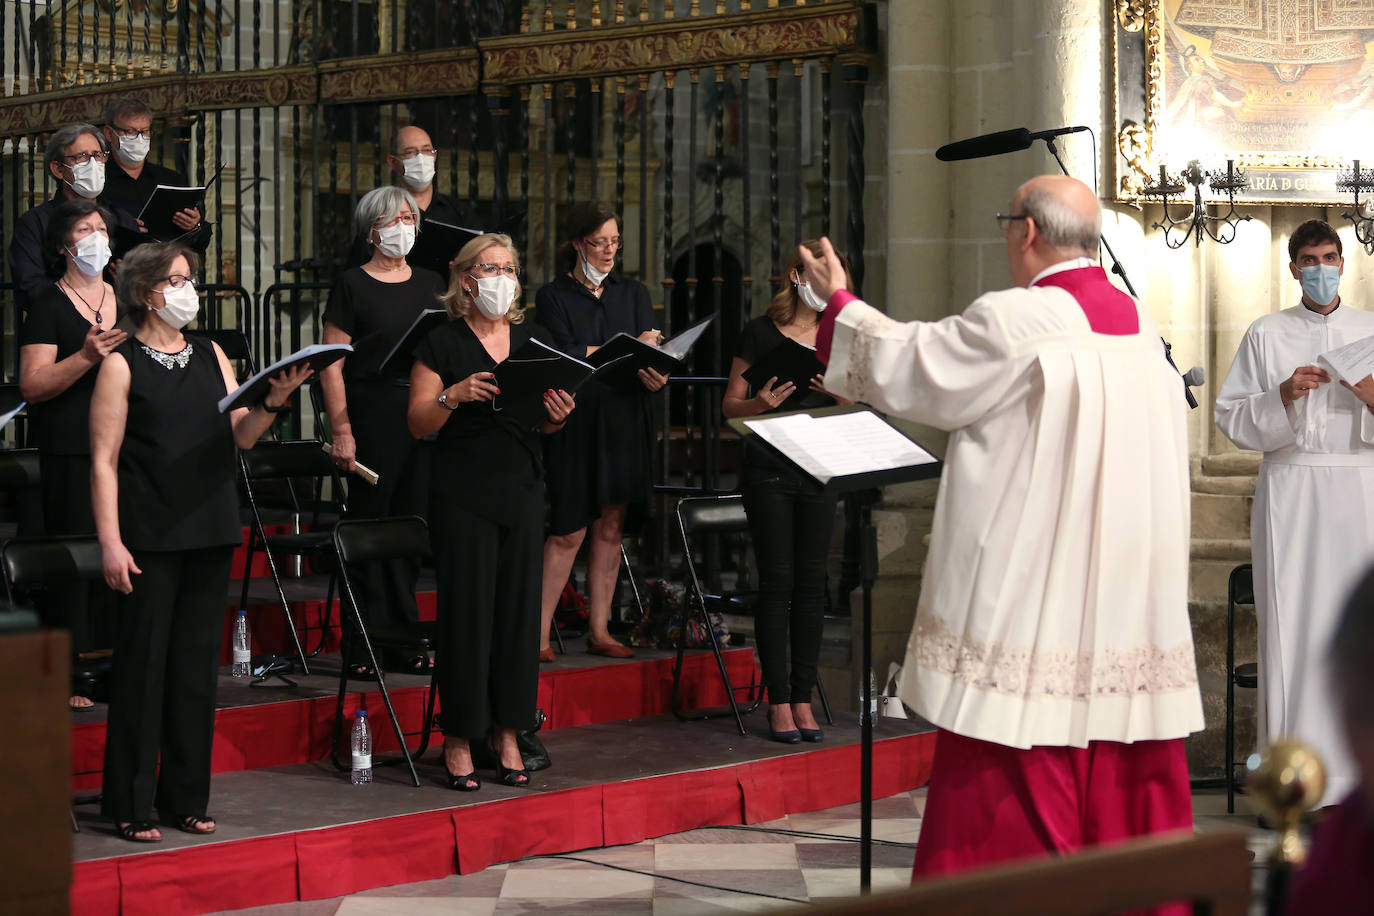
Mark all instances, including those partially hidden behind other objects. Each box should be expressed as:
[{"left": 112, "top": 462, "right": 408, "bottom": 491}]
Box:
[
  {"left": 100, "top": 546, "right": 233, "bottom": 823},
  {"left": 343, "top": 380, "right": 430, "bottom": 663},
  {"left": 741, "top": 463, "right": 837, "bottom": 706},
  {"left": 431, "top": 482, "right": 542, "bottom": 738},
  {"left": 36, "top": 452, "right": 117, "bottom": 653}
]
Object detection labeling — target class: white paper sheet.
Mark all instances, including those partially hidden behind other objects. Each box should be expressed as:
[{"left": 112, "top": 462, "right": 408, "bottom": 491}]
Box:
[
  {"left": 741, "top": 410, "right": 937, "bottom": 484},
  {"left": 1318, "top": 333, "right": 1374, "bottom": 385}
]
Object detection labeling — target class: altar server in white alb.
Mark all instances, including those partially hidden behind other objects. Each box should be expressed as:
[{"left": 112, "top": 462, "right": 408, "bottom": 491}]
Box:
[
  {"left": 799, "top": 175, "right": 1203, "bottom": 894},
  {"left": 1215, "top": 218, "right": 1374, "bottom": 808}
]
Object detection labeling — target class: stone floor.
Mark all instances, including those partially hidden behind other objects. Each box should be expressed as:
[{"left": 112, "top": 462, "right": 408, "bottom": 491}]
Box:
[{"left": 206, "top": 787, "right": 1265, "bottom": 915}]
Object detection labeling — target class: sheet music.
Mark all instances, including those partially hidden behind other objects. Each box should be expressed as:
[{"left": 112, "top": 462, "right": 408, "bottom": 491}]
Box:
[
  {"left": 661, "top": 315, "right": 714, "bottom": 359},
  {"left": 0, "top": 399, "right": 26, "bottom": 429},
  {"left": 742, "top": 411, "right": 937, "bottom": 484},
  {"left": 1318, "top": 334, "right": 1374, "bottom": 385}
]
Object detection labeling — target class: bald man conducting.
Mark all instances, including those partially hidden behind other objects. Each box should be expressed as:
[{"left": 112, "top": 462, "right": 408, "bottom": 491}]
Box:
[{"left": 801, "top": 176, "right": 1203, "bottom": 890}]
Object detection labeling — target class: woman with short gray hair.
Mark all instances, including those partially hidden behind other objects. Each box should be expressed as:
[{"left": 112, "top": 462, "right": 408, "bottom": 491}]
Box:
[{"left": 319, "top": 185, "right": 445, "bottom": 677}]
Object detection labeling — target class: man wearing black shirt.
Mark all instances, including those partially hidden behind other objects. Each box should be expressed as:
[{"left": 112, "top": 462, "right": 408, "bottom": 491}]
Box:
[
  {"left": 100, "top": 97, "right": 212, "bottom": 256},
  {"left": 346, "top": 124, "right": 474, "bottom": 281},
  {"left": 7, "top": 123, "right": 110, "bottom": 312}
]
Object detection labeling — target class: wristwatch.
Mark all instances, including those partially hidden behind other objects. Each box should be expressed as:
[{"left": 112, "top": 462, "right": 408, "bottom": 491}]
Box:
[{"left": 437, "top": 390, "right": 459, "bottom": 411}]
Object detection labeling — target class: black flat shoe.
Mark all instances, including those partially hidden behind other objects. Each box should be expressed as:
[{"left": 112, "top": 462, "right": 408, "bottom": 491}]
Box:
[
  {"left": 770, "top": 728, "right": 802, "bottom": 745},
  {"left": 799, "top": 727, "right": 824, "bottom": 743},
  {"left": 446, "top": 770, "right": 481, "bottom": 792}
]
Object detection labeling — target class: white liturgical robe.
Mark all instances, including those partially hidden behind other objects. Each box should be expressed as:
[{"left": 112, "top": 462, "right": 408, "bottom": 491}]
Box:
[
  {"left": 823, "top": 266, "right": 1203, "bottom": 749},
  {"left": 1215, "top": 302, "right": 1374, "bottom": 806}
]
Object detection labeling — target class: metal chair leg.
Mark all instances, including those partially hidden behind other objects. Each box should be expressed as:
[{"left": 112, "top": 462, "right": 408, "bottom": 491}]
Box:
[
  {"left": 337, "top": 581, "right": 421, "bottom": 788},
  {"left": 816, "top": 675, "right": 834, "bottom": 726}
]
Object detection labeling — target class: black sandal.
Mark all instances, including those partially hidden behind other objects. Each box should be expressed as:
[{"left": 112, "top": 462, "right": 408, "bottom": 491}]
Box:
[
  {"left": 174, "top": 814, "right": 217, "bottom": 835},
  {"left": 405, "top": 654, "right": 434, "bottom": 674},
  {"left": 446, "top": 769, "right": 481, "bottom": 792},
  {"left": 346, "top": 662, "right": 378, "bottom": 681},
  {"left": 117, "top": 821, "right": 162, "bottom": 843},
  {"left": 489, "top": 740, "right": 530, "bottom": 787}
]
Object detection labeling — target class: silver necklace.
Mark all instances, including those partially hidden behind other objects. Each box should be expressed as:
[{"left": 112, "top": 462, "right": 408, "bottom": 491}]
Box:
[{"left": 140, "top": 339, "right": 193, "bottom": 370}]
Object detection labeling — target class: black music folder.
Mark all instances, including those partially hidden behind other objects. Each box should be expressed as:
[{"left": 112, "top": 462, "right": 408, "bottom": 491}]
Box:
[
  {"left": 491, "top": 338, "right": 627, "bottom": 430},
  {"left": 137, "top": 167, "right": 220, "bottom": 241},
  {"left": 411, "top": 218, "right": 483, "bottom": 276},
  {"left": 741, "top": 337, "right": 827, "bottom": 410},
  {"left": 218, "top": 343, "right": 352, "bottom": 413},
  {"left": 587, "top": 314, "right": 714, "bottom": 389},
  {"left": 378, "top": 308, "right": 449, "bottom": 376},
  {"left": 728, "top": 404, "right": 942, "bottom": 491}
]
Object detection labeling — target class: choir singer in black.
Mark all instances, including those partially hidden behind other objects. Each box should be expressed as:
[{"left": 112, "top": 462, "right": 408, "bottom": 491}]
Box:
[{"left": 408, "top": 234, "right": 575, "bottom": 790}]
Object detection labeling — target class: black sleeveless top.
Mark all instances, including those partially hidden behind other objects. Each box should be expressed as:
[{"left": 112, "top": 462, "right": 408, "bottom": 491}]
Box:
[{"left": 116, "top": 336, "right": 241, "bottom": 551}]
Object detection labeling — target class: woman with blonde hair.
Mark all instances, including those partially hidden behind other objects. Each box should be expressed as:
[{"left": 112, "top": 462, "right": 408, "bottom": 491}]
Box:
[
  {"left": 408, "top": 233, "right": 575, "bottom": 790},
  {"left": 722, "top": 239, "right": 852, "bottom": 743}
]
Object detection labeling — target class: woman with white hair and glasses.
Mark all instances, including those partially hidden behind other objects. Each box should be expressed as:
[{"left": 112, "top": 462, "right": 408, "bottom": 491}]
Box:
[
  {"left": 408, "top": 234, "right": 575, "bottom": 790},
  {"left": 320, "top": 185, "right": 445, "bottom": 678}
]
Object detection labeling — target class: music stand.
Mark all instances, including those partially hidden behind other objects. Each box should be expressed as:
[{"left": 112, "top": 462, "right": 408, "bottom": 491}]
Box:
[{"left": 729, "top": 404, "right": 943, "bottom": 892}]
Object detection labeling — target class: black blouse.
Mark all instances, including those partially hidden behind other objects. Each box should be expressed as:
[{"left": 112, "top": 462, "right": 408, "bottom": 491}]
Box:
[
  {"left": 19, "top": 283, "right": 107, "bottom": 456},
  {"left": 414, "top": 317, "right": 550, "bottom": 519},
  {"left": 734, "top": 315, "right": 835, "bottom": 413},
  {"left": 322, "top": 267, "right": 445, "bottom": 384},
  {"left": 115, "top": 337, "right": 240, "bottom": 551}
]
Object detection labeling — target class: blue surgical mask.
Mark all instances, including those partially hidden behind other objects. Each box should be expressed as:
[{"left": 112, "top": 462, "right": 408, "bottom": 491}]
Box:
[{"left": 1300, "top": 264, "right": 1340, "bottom": 306}]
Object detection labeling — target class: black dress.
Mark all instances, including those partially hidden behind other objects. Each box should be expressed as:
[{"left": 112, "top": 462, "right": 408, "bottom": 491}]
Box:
[
  {"left": 101, "top": 335, "right": 241, "bottom": 824},
  {"left": 322, "top": 267, "right": 444, "bottom": 657},
  {"left": 734, "top": 316, "right": 837, "bottom": 706},
  {"left": 414, "top": 318, "right": 547, "bottom": 737},
  {"left": 18, "top": 283, "right": 119, "bottom": 651},
  {"left": 535, "top": 272, "right": 655, "bottom": 535}
]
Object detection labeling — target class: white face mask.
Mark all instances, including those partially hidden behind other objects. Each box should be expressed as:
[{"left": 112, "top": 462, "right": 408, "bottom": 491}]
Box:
[
  {"left": 580, "top": 253, "right": 610, "bottom": 288},
  {"left": 153, "top": 283, "right": 199, "bottom": 330},
  {"left": 471, "top": 274, "right": 518, "bottom": 319},
  {"left": 375, "top": 221, "right": 416, "bottom": 258},
  {"left": 68, "top": 232, "right": 112, "bottom": 277},
  {"left": 401, "top": 154, "right": 435, "bottom": 190},
  {"left": 115, "top": 134, "right": 151, "bottom": 166},
  {"left": 66, "top": 158, "right": 106, "bottom": 199},
  {"left": 794, "top": 275, "right": 828, "bottom": 313}
]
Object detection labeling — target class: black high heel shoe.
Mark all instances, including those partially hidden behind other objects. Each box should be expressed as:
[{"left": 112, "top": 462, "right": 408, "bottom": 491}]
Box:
[
  {"left": 446, "top": 769, "right": 481, "bottom": 791},
  {"left": 798, "top": 727, "right": 824, "bottom": 743},
  {"left": 490, "top": 740, "right": 531, "bottom": 787}
]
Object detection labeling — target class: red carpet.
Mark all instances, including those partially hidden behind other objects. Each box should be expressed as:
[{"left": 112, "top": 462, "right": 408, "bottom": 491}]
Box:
[{"left": 70, "top": 730, "right": 936, "bottom": 916}]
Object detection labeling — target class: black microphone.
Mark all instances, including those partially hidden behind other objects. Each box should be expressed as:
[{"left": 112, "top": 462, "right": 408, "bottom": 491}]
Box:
[{"left": 935, "top": 126, "right": 1090, "bottom": 162}]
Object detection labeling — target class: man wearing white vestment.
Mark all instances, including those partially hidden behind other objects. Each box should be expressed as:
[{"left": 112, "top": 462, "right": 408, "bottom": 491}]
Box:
[
  {"left": 800, "top": 176, "right": 1202, "bottom": 895},
  {"left": 1215, "top": 219, "right": 1374, "bottom": 807}
]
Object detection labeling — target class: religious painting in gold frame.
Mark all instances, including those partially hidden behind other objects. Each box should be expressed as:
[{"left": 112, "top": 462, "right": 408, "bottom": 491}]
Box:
[{"left": 1113, "top": 0, "right": 1374, "bottom": 204}]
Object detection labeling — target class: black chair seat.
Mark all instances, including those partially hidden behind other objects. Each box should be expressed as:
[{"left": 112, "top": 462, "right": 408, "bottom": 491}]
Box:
[
  {"left": 1234, "top": 662, "right": 1258, "bottom": 690},
  {"left": 261, "top": 531, "right": 335, "bottom": 554}
]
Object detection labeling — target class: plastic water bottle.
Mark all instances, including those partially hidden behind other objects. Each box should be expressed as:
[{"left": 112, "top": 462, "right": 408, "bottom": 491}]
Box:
[
  {"left": 231, "top": 610, "right": 252, "bottom": 678},
  {"left": 351, "top": 710, "right": 372, "bottom": 785}
]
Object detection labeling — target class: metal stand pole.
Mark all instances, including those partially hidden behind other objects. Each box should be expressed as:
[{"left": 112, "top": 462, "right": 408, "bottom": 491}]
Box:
[{"left": 859, "top": 498, "right": 879, "bottom": 893}]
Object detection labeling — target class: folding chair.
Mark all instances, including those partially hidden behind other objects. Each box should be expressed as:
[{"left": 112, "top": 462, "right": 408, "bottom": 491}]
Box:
[
  {"left": 1, "top": 535, "right": 107, "bottom": 831},
  {"left": 237, "top": 439, "right": 349, "bottom": 677},
  {"left": 330, "top": 515, "right": 438, "bottom": 788},
  {"left": 671, "top": 495, "right": 769, "bottom": 735}
]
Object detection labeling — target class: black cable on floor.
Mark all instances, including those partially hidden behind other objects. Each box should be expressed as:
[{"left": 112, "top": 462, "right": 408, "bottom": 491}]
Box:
[
  {"left": 525, "top": 853, "right": 813, "bottom": 905},
  {"left": 701, "top": 823, "right": 919, "bottom": 848}
]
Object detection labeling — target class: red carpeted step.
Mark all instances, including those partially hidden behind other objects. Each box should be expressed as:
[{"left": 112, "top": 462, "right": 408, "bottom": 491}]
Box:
[
  {"left": 70, "top": 647, "right": 761, "bottom": 791},
  {"left": 70, "top": 716, "right": 936, "bottom": 916}
]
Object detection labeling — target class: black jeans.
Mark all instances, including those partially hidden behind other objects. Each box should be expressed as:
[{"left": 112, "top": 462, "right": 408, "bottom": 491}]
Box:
[{"left": 741, "top": 462, "right": 837, "bottom": 706}]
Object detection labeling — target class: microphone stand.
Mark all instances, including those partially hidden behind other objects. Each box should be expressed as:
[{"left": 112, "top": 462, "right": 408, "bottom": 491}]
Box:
[{"left": 1042, "top": 138, "right": 1199, "bottom": 409}]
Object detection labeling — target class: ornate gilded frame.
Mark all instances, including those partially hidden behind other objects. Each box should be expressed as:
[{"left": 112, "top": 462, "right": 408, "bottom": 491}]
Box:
[{"left": 1112, "top": 0, "right": 1361, "bottom": 205}]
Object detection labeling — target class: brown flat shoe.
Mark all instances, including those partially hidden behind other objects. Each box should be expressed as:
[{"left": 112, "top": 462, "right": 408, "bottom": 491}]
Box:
[
  {"left": 538, "top": 647, "right": 556, "bottom": 663},
  {"left": 586, "top": 639, "right": 634, "bottom": 659}
]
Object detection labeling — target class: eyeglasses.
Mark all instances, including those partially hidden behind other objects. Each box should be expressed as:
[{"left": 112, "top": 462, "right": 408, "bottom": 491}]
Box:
[
  {"left": 995, "top": 213, "right": 1029, "bottom": 232},
  {"left": 374, "top": 212, "right": 418, "bottom": 227},
  {"left": 583, "top": 236, "right": 621, "bottom": 251},
  {"left": 159, "top": 275, "right": 196, "bottom": 289},
  {"left": 471, "top": 263, "right": 519, "bottom": 278},
  {"left": 399, "top": 147, "right": 437, "bottom": 158},
  {"left": 113, "top": 126, "right": 153, "bottom": 139},
  {"left": 63, "top": 150, "right": 109, "bottom": 165}
]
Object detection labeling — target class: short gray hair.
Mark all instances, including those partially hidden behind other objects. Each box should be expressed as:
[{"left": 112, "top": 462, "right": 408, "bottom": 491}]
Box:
[
  {"left": 352, "top": 186, "right": 419, "bottom": 242},
  {"left": 1021, "top": 184, "right": 1100, "bottom": 256},
  {"left": 116, "top": 242, "right": 200, "bottom": 325},
  {"left": 45, "top": 123, "right": 104, "bottom": 175}
]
